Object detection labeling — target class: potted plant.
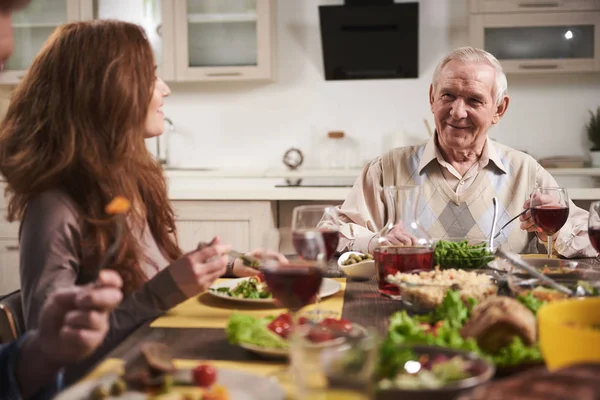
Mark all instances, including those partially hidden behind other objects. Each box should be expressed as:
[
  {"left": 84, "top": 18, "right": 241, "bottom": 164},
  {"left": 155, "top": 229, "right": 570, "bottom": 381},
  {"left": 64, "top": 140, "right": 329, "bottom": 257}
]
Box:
[{"left": 587, "top": 106, "right": 600, "bottom": 166}]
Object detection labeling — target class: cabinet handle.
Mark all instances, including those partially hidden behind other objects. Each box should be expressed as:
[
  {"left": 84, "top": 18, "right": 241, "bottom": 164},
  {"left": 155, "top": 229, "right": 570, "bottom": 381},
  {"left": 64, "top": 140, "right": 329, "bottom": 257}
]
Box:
[
  {"left": 518, "top": 64, "right": 559, "bottom": 70},
  {"left": 5, "top": 245, "right": 18, "bottom": 251},
  {"left": 205, "top": 72, "right": 243, "bottom": 77},
  {"left": 517, "top": 2, "right": 560, "bottom": 7}
]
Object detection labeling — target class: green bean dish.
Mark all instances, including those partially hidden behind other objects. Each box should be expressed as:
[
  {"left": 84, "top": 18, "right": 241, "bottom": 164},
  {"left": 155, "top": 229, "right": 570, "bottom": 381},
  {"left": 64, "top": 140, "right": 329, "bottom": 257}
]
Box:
[{"left": 434, "top": 239, "right": 495, "bottom": 270}]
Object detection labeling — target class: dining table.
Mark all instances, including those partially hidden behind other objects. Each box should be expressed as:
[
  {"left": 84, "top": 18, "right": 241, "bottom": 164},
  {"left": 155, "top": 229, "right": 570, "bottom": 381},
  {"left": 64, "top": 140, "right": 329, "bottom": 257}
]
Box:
[{"left": 72, "top": 255, "right": 600, "bottom": 399}]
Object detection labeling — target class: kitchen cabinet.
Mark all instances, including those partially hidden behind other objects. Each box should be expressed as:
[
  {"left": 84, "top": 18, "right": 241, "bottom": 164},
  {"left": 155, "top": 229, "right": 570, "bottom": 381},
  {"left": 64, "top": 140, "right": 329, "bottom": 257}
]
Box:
[
  {"left": 469, "top": 1, "right": 600, "bottom": 73},
  {"left": 173, "top": 0, "right": 276, "bottom": 81},
  {"left": 0, "top": 0, "right": 80, "bottom": 85},
  {"left": 79, "top": 0, "right": 176, "bottom": 81},
  {"left": 470, "top": 0, "right": 600, "bottom": 13},
  {"left": 172, "top": 200, "right": 277, "bottom": 253}
]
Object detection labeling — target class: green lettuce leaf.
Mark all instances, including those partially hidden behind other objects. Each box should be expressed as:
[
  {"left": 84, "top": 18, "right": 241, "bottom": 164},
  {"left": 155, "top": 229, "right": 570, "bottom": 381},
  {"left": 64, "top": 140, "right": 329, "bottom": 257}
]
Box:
[{"left": 225, "top": 313, "right": 287, "bottom": 349}]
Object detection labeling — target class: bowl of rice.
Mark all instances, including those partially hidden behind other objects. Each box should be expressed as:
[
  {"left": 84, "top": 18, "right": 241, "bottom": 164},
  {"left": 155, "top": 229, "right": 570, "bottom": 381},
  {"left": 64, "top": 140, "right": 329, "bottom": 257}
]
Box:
[{"left": 387, "top": 268, "right": 498, "bottom": 313}]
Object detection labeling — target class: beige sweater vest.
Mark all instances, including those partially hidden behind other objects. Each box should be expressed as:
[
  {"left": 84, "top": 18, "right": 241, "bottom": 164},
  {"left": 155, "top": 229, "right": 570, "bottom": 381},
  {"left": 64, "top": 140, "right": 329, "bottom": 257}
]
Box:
[{"left": 381, "top": 140, "right": 539, "bottom": 253}]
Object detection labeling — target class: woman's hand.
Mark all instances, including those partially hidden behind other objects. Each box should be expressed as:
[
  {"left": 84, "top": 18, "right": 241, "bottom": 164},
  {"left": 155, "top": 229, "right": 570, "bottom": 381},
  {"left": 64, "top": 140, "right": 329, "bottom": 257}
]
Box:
[
  {"left": 232, "top": 248, "right": 289, "bottom": 277},
  {"left": 169, "top": 237, "right": 231, "bottom": 297}
]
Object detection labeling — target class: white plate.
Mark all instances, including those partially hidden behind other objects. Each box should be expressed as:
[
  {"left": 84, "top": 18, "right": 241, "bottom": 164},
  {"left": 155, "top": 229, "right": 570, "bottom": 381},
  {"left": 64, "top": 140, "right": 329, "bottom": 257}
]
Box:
[
  {"left": 208, "top": 277, "right": 342, "bottom": 304},
  {"left": 55, "top": 368, "right": 285, "bottom": 400}
]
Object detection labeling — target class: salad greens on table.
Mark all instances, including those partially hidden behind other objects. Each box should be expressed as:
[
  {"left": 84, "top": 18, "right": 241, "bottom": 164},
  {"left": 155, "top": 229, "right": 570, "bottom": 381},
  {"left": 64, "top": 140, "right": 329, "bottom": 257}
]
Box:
[
  {"left": 378, "top": 290, "right": 545, "bottom": 381},
  {"left": 210, "top": 276, "right": 272, "bottom": 299},
  {"left": 434, "top": 239, "right": 495, "bottom": 269},
  {"left": 226, "top": 314, "right": 288, "bottom": 349}
]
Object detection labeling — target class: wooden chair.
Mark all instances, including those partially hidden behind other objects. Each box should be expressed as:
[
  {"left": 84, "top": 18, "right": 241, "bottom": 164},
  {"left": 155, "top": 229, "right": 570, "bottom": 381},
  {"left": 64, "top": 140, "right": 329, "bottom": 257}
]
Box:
[{"left": 0, "top": 290, "right": 24, "bottom": 344}]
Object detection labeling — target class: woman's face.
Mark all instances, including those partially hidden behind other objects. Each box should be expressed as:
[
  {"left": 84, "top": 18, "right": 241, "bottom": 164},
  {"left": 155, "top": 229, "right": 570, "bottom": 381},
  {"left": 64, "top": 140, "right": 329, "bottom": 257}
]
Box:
[{"left": 144, "top": 76, "right": 170, "bottom": 138}]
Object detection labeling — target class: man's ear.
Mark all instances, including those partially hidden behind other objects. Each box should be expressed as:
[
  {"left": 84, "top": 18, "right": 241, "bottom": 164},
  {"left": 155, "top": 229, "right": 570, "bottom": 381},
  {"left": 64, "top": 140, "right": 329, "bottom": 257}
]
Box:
[
  {"left": 429, "top": 84, "right": 435, "bottom": 112},
  {"left": 492, "top": 95, "right": 510, "bottom": 124}
]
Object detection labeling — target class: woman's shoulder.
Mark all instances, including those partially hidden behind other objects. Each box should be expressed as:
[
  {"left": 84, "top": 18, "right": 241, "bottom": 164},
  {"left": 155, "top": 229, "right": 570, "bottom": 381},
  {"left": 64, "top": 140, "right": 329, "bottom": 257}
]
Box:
[{"left": 24, "top": 189, "right": 81, "bottom": 226}]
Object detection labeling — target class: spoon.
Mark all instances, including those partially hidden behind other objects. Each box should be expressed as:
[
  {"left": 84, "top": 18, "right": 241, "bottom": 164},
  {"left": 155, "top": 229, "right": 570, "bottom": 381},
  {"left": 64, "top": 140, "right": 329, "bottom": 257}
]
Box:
[
  {"left": 495, "top": 248, "right": 573, "bottom": 296},
  {"left": 489, "top": 197, "right": 499, "bottom": 251},
  {"left": 493, "top": 209, "right": 528, "bottom": 239}
]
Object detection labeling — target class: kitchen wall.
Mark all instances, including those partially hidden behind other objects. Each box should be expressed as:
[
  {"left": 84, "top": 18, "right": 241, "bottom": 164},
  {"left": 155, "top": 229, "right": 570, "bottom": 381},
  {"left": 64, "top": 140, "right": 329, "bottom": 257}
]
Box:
[{"left": 161, "top": 0, "right": 600, "bottom": 170}]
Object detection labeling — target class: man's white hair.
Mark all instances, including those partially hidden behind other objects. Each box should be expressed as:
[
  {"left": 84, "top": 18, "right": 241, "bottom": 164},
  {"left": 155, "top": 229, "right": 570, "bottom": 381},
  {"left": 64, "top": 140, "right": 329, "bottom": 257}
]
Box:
[{"left": 432, "top": 46, "right": 508, "bottom": 107}]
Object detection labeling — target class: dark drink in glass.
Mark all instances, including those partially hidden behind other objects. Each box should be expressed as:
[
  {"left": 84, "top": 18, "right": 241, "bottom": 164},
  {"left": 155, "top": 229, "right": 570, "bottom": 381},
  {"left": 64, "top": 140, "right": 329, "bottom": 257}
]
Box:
[
  {"left": 292, "top": 229, "right": 339, "bottom": 261},
  {"left": 589, "top": 227, "right": 600, "bottom": 253},
  {"left": 531, "top": 205, "right": 569, "bottom": 235},
  {"left": 374, "top": 246, "right": 434, "bottom": 296},
  {"left": 263, "top": 263, "right": 323, "bottom": 312}
]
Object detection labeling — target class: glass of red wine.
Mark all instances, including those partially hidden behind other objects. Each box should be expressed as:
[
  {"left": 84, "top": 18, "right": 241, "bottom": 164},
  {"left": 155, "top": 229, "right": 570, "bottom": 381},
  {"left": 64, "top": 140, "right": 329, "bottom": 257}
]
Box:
[
  {"left": 371, "top": 186, "right": 435, "bottom": 298},
  {"left": 588, "top": 201, "right": 600, "bottom": 253},
  {"left": 529, "top": 187, "right": 570, "bottom": 259},
  {"left": 292, "top": 205, "right": 340, "bottom": 261},
  {"left": 261, "top": 228, "right": 327, "bottom": 331}
]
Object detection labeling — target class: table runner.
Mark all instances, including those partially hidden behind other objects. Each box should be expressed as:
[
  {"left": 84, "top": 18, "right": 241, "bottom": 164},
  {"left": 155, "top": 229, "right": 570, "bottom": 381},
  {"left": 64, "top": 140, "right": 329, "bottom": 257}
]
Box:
[{"left": 150, "top": 278, "right": 346, "bottom": 328}]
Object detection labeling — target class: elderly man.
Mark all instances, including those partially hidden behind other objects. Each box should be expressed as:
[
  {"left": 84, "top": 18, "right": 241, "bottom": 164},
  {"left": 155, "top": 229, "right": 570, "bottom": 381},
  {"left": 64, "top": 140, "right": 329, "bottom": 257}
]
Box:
[{"left": 336, "top": 46, "right": 596, "bottom": 258}]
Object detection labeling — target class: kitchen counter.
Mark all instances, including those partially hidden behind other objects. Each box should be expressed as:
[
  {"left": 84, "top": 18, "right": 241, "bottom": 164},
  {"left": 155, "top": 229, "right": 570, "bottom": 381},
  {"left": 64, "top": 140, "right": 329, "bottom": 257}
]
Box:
[{"left": 165, "top": 172, "right": 600, "bottom": 201}]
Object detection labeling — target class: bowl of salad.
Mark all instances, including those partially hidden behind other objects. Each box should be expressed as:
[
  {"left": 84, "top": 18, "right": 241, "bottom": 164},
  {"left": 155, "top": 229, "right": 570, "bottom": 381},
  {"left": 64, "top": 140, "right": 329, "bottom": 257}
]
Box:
[
  {"left": 507, "top": 268, "right": 600, "bottom": 302},
  {"left": 375, "top": 345, "right": 494, "bottom": 400},
  {"left": 434, "top": 238, "right": 495, "bottom": 270}
]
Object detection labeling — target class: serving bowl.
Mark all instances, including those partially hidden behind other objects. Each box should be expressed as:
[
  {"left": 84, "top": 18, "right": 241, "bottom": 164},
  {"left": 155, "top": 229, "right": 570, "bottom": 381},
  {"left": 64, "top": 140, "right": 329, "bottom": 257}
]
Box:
[
  {"left": 387, "top": 269, "right": 498, "bottom": 313},
  {"left": 489, "top": 257, "right": 577, "bottom": 275},
  {"left": 538, "top": 297, "right": 600, "bottom": 370},
  {"left": 434, "top": 238, "right": 495, "bottom": 270},
  {"left": 338, "top": 251, "right": 376, "bottom": 280},
  {"left": 507, "top": 268, "right": 600, "bottom": 302},
  {"left": 375, "top": 345, "right": 495, "bottom": 400}
]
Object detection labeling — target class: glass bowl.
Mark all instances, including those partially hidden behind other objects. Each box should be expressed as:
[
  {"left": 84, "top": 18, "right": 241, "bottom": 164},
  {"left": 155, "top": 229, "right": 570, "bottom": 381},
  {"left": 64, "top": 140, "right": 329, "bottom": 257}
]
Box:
[
  {"left": 387, "top": 269, "right": 498, "bottom": 313},
  {"left": 489, "top": 257, "right": 578, "bottom": 276},
  {"left": 434, "top": 238, "right": 495, "bottom": 270},
  {"left": 375, "top": 345, "right": 495, "bottom": 400},
  {"left": 507, "top": 268, "right": 600, "bottom": 302}
]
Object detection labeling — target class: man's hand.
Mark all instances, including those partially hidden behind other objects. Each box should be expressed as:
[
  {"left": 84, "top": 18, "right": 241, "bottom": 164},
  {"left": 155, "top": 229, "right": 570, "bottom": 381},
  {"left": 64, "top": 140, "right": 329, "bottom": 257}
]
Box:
[
  {"left": 520, "top": 193, "right": 562, "bottom": 242},
  {"left": 383, "top": 222, "right": 418, "bottom": 246}
]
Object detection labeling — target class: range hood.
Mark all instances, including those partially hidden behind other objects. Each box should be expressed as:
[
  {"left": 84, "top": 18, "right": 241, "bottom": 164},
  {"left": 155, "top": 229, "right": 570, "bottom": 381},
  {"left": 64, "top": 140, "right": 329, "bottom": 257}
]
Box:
[{"left": 319, "top": 0, "right": 419, "bottom": 81}]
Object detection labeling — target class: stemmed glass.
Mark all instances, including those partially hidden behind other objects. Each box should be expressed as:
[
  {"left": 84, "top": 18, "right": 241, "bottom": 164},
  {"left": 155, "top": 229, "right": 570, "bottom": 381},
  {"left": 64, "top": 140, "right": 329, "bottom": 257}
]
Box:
[
  {"left": 292, "top": 205, "right": 340, "bottom": 261},
  {"left": 529, "top": 187, "right": 570, "bottom": 258},
  {"left": 588, "top": 201, "right": 600, "bottom": 253},
  {"left": 261, "top": 228, "right": 327, "bottom": 331}
]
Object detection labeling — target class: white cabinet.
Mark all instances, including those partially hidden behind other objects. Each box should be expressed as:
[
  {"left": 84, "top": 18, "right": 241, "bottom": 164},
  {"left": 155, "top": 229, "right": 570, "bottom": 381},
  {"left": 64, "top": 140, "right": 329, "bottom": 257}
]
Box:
[
  {"left": 0, "top": 240, "right": 20, "bottom": 296},
  {"left": 469, "top": 1, "right": 600, "bottom": 73},
  {"left": 172, "top": 201, "right": 276, "bottom": 253},
  {"left": 79, "top": 0, "right": 176, "bottom": 81},
  {"left": 0, "top": 0, "right": 80, "bottom": 85},
  {"left": 173, "top": 0, "right": 276, "bottom": 81},
  {"left": 470, "top": 0, "right": 600, "bottom": 13}
]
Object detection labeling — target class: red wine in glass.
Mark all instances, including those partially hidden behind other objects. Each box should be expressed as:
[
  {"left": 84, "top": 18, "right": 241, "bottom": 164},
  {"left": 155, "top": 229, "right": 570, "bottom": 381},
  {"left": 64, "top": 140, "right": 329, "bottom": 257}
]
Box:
[
  {"left": 589, "top": 227, "right": 600, "bottom": 253},
  {"left": 531, "top": 205, "right": 569, "bottom": 235},
  {"left": 262, "top": 263, "right": 323, "bottom": 312},
  {"left": 292, "top": 229, "right": 339, "bottom": 261},
  {"left": 374, "top": 246, "right": 435, "bottom": 296}
]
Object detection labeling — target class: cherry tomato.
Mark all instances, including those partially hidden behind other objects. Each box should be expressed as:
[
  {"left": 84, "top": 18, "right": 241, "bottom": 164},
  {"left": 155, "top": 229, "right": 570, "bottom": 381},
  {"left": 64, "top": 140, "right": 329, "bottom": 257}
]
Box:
[
  {"left": 193, "top": 363, "right": 217, "bottom": 387},
  {"left": 267, "top": 313, "right": 293, "bottom": 338},
  {"left": 255, "top": 273, "right": 265, "bottom": 283},
  {"left": 319, "top": 318, "right": 353, "bottom": 333},
  {"left": 306, "top": 326, "right": 334, "bottom": 343},
  {"left": 298, "top": 316, "right": 309, "bottom": 325}
]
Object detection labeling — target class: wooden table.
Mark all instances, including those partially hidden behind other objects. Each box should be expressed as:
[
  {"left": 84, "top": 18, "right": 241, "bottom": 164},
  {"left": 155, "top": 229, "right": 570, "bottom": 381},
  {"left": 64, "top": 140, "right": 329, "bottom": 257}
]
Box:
[{"left": 76, "top": 256, "right": 600, "bottom": 388}]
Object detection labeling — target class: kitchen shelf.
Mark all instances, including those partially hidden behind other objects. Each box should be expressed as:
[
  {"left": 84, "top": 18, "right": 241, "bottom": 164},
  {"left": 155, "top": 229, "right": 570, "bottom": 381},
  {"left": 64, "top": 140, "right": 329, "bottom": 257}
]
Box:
[
  {"left": 187, "top": 12, "right": 257, "bottom": 24},
  {"left": 12, "top": 22, "right": 61, "bottom": 29},
  {"left": 545, "top": 168, "right": 600, "bottom": 176}
]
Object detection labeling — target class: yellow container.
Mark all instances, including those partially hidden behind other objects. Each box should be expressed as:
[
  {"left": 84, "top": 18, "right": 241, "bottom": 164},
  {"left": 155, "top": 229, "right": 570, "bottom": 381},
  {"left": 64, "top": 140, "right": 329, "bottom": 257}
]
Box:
[{"left": 538, "top": 297, "right": 600, "bottom": 370}]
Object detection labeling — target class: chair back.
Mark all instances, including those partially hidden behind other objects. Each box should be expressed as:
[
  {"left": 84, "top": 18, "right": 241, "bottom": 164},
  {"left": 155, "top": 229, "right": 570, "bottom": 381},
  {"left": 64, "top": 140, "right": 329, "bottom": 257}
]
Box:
[{"left": 0, "top": 290, "right": 24, "bottom": 343}]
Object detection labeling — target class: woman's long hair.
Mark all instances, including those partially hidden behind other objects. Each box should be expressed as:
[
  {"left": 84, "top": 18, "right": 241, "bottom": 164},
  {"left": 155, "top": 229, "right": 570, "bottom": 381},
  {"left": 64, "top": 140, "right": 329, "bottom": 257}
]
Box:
[{"left": 0, "top": 20, "right": 181, "bottom": 293}]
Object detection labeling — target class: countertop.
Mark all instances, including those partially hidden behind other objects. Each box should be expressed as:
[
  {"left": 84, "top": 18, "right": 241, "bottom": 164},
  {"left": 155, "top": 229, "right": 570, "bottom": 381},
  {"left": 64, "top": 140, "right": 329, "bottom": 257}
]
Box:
[{"left": 165, "top": 168, "right": 600, "bottom": 201}]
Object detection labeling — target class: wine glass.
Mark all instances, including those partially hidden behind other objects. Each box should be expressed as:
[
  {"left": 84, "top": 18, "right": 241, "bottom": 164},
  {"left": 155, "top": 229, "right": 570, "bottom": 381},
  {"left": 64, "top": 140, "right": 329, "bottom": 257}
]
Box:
[
  {"left": 588, "top": 201, "right": 600, "bottom": 253},
  {"left": 292, "top": 205, "right": 340, "bottom": 262},
  {"left": 261, "top": 228, "right": 327, "bottom": 330},
  {"left": 529, "top": 187, "right": 570, "bottom": 258}
]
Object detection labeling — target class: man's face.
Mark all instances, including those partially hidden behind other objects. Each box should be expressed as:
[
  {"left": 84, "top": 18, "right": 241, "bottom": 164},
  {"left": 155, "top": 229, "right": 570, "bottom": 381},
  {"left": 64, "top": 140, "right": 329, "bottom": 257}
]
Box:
[
  {"left": 0, "top": 0, "right": 30, "bottom": 68},
  {"left": 429, "top": 60, "right": 509, "bottom": 152}
]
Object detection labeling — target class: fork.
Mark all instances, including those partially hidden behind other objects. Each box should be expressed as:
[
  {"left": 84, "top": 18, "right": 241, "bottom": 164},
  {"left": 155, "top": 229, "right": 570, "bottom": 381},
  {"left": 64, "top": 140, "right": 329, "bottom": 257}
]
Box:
[
  {"left": 197, "top": 238, "right": 262, "bottom": 271},
  {"left": 94, "top": 197, "right": 130, "bottom": 282},
  {"left": 493, "top": 209, "right": 528, "bottom": 239}
]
